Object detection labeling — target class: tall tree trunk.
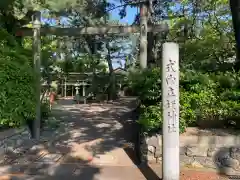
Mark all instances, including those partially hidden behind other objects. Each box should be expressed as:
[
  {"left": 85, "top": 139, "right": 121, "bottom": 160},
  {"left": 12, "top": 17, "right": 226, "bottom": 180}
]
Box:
[
  {"left": 103, "top": 0, "right": 117, "bottom": 100},
  {"left": 147, "top": 22, "right": 155, "bottom": 67},
  {"left": 106, "top": 41, "right": 117, "bottom": 100},
  {"left": 229, "top": 0, "right": 240, "bottom": 71}
]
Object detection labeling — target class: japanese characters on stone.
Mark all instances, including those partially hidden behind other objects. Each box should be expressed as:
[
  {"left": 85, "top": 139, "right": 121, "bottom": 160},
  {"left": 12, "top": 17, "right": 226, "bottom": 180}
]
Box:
[{"left": 166, "top": 59, "right": 177, "bottom": 133}]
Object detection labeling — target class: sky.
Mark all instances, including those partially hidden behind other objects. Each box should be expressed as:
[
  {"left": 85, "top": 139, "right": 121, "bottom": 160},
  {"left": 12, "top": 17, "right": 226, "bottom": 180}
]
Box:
[
  {"left": 108, "top": 1, "right": 137, "bottom": 68},
  {"left": 109, "top": 0, "right": 137, "bottom": 25}
]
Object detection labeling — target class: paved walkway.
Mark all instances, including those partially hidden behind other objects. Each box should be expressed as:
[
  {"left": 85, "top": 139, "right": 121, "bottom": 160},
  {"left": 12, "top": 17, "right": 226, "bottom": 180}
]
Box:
[
  {"left": 0, "top": 97, "right": 230, "bottom": 179},
  {"left": 0, "top": 98, "right": 147, "bottom": 179}
]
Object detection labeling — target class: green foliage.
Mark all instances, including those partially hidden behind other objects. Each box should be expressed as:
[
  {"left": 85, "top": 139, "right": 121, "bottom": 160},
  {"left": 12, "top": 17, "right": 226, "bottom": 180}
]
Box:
[
  {"left": 0, "top": 29, "right": 36, "bottom": 127},
  {"left": 127, "top": 68, "right": 240, "bottom": 134},
  {"left": 89, "top": 73, "right": 110, "bottom": 96},
  {"left": 138, "top": 104, "right": 162, "bottom": 134},
  {"left": 127, "top": 68, "right": 161, "bottom": 106},
  {"left": 138, "top": 103, "right": 186, "bottom": 134},
  {"left": 88, "top": 72, "right": 124, "bottom": 99},
  {"left": 41, "top": 101, "right": 51, "bottom": 120},
  {"left": 44, "top": 117, "right": 60, "bottom": 129}
]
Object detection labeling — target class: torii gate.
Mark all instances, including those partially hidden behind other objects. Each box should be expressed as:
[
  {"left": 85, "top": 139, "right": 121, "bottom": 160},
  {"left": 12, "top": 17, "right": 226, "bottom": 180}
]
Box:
[
  {"left": 15, "top": 1, "right": 182, "bottom": 179},
  {"left": 16, "top": 5, "right": 168, "bottom": 140},
  {"left": 15, "top": 7, "right": 182, "bottom": 180}
]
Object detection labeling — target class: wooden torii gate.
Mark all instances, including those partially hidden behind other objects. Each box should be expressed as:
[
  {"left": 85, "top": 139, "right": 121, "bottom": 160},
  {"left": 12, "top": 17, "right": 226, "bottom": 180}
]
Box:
[{"left": 16, "top": 5, "right": 168, "bottom": 139}]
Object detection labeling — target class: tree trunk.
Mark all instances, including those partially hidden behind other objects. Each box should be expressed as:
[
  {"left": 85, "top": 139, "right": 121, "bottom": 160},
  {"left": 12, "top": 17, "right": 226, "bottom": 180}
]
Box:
[
  {"left": 229, "top": 0, "right": 240, "bottom": 71},
  {"left": 106, "top": 41, "right": 117, "bottom": 100},
  {"left": 103, "top": 0, "right": 117, "bottom": 101},
  {"left": 147, "top": 23, "right": 155, "bottom": 67}
]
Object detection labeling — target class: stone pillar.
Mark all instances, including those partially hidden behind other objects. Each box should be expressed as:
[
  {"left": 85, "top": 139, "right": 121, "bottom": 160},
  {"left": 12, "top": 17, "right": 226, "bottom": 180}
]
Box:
[
  {"left": 139, "top": 3, "right": 148, "bottom": 69},
  {"left": 75, "top": 86, "right": 80, "bottom": 104},
  {"left": 32, "top": 11, "right": 41, "bottom": 140},
  {"left": 76, "top": 86, "right": 79, "bottom": 95},
  {"left": 64, "top": 77, "right": 67, "bottom": 97},
  {"left": 162, "top": 43, "right": 180, "bottom": 180},
  {"left": 72, "top": 85, "right": 74, "bottom": 97},
  {"left": 82, "top": 82, "right": 86, "bottom": 104}
]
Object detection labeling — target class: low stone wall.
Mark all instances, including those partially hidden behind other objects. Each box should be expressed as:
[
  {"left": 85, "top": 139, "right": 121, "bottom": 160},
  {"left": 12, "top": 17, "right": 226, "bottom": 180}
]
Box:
[
  {"left": 140, "top": 132, "right": 240, "bottom": 175},
  {"left": 0, "top": 117, "right": 70, "bottom": 157},
  {"left": 0, "top": 127, "right": 31, "bottom": 155}
]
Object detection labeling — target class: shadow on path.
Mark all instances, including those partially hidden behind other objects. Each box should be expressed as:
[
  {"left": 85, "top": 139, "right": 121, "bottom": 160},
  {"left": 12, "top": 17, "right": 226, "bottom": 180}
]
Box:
[{"left": 0, "top": 97, "right": 160, "bottom": 180}]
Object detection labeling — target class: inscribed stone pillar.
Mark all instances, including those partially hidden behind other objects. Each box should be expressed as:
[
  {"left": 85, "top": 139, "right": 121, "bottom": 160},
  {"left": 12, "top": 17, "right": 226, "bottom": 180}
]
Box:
[{"left": 162, "top": 42, "right": 180, "bottom": 180}]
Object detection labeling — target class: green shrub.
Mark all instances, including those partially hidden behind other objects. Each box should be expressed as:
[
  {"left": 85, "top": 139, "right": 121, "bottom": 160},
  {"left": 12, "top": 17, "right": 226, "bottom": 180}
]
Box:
[
  {"left": 220, "top": 90, "right": 240, "bottom": 101},
  {"left": 180, "top": 90, "right": 197, "bottom": 126},
  {"left": 0, "top": 55, "right": 36, "bottom": 127},
  {"left": 138, "top": 104, "right": 186, "bottom": 134},
  {"left": 138, "top": 105, "right": 162, "bottom": 134},
  {"left": 41, "top": 101, "right": 51, "bottom": 119},
  {"left": 213, "top": 71, "right": 237, "bottom": 89},
  {"left": 0, "top": 29, "right": 36, "bottom": 128},
  {"left": 127, "top": 67, "right": 240, "bottom": 134},
  {"left": 127, "top": 68, "right": 161, "bottom": 106}
]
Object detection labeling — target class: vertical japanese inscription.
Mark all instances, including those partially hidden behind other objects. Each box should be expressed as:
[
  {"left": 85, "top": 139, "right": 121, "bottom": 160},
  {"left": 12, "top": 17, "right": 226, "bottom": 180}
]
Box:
[
  {"left": 162, "top": 42, "right": 180, "bottom": 180},
  {"left": 166, "top": 59, "right": 177, "bottom": 133}
]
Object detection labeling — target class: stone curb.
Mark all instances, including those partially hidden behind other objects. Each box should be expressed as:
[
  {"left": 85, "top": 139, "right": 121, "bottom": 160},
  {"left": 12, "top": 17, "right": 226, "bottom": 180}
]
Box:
[
  {"left": 0, "top": 121, "right": 69, "bottom": 156},
  {"left": 0, "top": 126, "right": 31, "bottom": 155},
  {"left": 140, "top": 134, "right": 240, "bottom": 176},
  {"left": 0, "top": 127, "right": 27, "bottom": 142},
  {"left": 157, "top": 135, "right": 240, "bottom": 147}
]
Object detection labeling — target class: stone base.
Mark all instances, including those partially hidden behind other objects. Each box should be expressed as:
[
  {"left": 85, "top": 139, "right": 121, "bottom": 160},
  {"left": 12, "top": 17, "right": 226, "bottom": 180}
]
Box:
[{"left": 139, "top": 132, "right": 240, "bottom": 176}]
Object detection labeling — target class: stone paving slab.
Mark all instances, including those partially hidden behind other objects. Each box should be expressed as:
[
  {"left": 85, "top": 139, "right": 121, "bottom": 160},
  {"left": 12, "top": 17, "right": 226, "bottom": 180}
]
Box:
[
  {"left": 1, "top": 166, "right": 147, "bottom": 180},
  {"left": 23, "top": 163, "right": 80, "bottom": 176},
  {"left": 90, "top": 148, "right": 135, "bottom": 166},
  {"left": 36, "top": 154, "right": 63, "bottom": 163},
  {"left": 0, "top": 164, "right": 29, "bottom": 175},
  {"left": 0, "top": 127, "right": 27, "bottom": 141},
  {"left": 11, "top": 155, "right": 40, "bottom": 164},
  {"left": 0, "top": 163, "right": 234, "bottom": 180}
]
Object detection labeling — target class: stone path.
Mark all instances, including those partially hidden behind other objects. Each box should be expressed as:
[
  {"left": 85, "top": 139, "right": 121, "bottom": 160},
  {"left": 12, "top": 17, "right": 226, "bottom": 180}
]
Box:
[
  {"left": 0, "top": 97, "right": 147, "bottom": 179},
  {"left": 0, "top": 97, "right": 231, "bottom": 180}
]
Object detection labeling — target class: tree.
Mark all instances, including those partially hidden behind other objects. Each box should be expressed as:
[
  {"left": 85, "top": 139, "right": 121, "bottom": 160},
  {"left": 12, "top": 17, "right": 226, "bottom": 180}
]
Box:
[{"left": 229, "top": 0, "right": 240, "bottom": 70}]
